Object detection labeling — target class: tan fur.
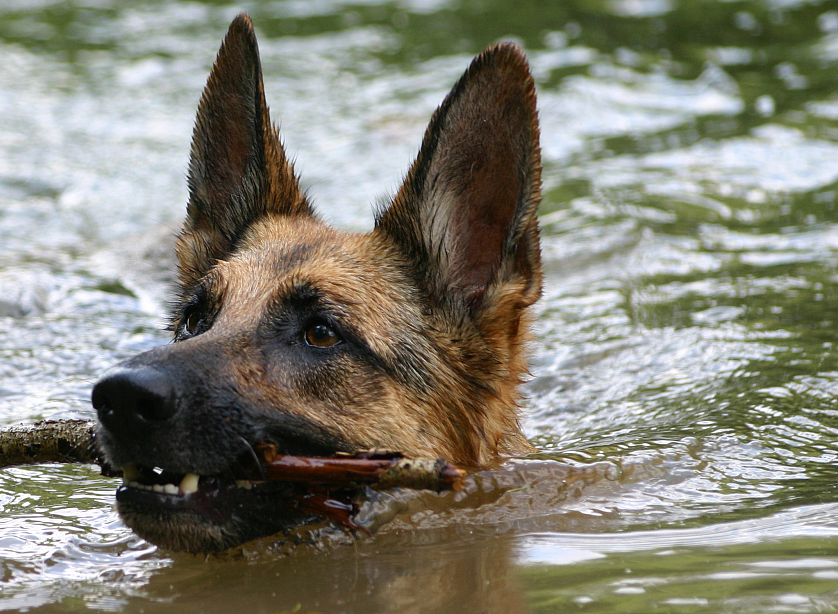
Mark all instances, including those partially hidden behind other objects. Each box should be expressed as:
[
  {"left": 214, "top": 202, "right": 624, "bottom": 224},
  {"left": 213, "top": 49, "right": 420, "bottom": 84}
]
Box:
[
  {"left": 179, "top": 212, "right": 535, "bottom": 466},
  {"left": 170, "top": 15, "right": 542, "bottom": 467}
]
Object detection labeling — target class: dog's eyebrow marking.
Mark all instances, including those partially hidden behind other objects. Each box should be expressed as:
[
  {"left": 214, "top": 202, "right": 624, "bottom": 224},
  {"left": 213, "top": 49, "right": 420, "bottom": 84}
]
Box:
[
  {"left": 191, "top": 274, "right": 225, "bottom": 310},
  {"left": 265, "top": 282, "right": 349, "bottom": 330}
]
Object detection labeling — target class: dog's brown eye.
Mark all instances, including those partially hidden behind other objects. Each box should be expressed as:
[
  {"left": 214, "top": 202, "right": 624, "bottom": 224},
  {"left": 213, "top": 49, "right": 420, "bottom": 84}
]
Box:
[
  {"left": 305, "top": 323, "right": 341, "bottom": 348},
  {"left": 185, "top": 310, "right": 201, "bottom": 336}
]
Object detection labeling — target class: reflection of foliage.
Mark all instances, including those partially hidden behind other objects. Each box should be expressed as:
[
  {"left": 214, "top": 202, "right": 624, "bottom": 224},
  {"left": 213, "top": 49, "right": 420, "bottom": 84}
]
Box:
[
  {"left": 521, "top": 535, "right": 838, "bottom": 613},
  {"left": 627, "top": 259, "right": 838, "bottom": 336},
  {"left": 2, "top": 0, "right": 835, "bottom": 80},
  {"left": 283, "top": 0, "right": 836, "bottom": 118}
]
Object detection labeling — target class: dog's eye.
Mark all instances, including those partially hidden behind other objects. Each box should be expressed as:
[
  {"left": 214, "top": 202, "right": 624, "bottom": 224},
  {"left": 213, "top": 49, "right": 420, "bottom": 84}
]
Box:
[
  {"left": 184, "top": 310, "right": 202, "bottom": 336},
  {"left": 305, "top": 322, "right": 341, "bottom": 348}
]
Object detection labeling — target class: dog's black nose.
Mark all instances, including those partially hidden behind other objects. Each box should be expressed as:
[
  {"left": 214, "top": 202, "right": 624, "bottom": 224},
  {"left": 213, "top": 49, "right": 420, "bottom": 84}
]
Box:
[{"left": 92, "top": 367, "right": 179, "bottom": 433}]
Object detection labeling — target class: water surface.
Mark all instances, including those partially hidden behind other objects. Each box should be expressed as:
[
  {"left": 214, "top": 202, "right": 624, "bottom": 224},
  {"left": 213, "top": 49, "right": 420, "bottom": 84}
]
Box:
[{"left": 1, "top": 0, "right": 838, "bottom": 612}]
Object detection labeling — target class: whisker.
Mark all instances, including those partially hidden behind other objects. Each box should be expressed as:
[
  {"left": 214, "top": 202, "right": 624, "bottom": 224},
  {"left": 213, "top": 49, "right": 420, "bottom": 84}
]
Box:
[{"left": 239, "top": 435, "right": 266, "bottom": 479}]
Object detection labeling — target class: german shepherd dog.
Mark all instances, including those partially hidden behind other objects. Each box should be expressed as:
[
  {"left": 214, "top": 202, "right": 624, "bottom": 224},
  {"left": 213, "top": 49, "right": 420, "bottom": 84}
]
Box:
[{"left": 91, "top": 14, "right": 542, "bottom": 553}]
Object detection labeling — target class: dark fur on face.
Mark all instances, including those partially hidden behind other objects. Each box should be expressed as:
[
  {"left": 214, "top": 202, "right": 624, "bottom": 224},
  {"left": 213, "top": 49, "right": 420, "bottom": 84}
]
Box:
[{"left": 92, "top": 14, "right": 542, "bottom": 553}]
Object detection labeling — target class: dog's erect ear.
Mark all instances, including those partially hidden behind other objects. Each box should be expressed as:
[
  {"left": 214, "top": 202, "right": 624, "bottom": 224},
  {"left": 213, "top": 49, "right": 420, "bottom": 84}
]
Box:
[
  {"left": 177, "top": 14, "right": 312, "bottom": 287},
  {"left": 376, "top": 43, "right": 542, "bottom": 314}
]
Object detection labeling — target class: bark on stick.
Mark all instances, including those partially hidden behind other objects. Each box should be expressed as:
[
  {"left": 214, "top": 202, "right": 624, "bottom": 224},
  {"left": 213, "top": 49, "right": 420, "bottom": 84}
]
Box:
[
  {"left": 263, "top": 454, "right": 466, "bottom": 492},
  {"left": 0, "top": 419, "right": 102, "bottom": 469}
]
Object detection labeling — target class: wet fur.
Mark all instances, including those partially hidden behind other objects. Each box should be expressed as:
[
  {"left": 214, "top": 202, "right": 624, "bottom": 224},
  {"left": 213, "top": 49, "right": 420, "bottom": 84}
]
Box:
[{"left": 93, "top": 14, "right": 542, "bottom": 552}]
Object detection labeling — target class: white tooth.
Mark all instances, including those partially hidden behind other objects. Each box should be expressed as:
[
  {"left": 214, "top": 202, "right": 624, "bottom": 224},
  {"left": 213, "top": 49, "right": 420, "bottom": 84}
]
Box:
[
  {"left": 152, "top": 484, "right": 165, "bottom": 493},
  {"left": 122, "top": 464, "right": 141, "bottom": 482},
  {"left": 179, "top": 473, "right": 200, "bottom": 495},
  {"left": 163, "top": 483, "right": 178, "bottom": 495},
  {"left": 235, "top": 480, "right": 253, "bottom": 490}
]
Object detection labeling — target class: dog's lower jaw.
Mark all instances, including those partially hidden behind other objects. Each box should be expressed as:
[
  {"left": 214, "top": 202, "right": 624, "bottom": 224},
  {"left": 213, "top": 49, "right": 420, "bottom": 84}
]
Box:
[
  {"left": 115, "top": 481, "right": 314, "bottom": 553},
  {"left": 117, "top": 505, "right": 235, "bottom": 554}
]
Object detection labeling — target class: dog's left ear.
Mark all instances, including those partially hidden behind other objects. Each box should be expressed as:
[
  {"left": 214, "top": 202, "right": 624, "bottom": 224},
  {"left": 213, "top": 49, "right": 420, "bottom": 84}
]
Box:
[
  {"left": 177, "top": 14, "right": 312, "bottom": 288},
  {"left": 376, "top": 43, "right": 542, "bottom": 315}
]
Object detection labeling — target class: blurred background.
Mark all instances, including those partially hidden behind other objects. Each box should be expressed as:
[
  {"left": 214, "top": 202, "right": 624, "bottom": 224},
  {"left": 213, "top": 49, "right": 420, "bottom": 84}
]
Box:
[{"left": 1, "top": 0, "right": 838, "bottom": 612}]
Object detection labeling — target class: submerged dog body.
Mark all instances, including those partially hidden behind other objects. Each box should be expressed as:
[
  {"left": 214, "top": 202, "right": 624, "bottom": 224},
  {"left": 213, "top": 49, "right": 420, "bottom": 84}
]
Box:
[{"left": 91, "top": 15, "right": 542, "bottom": 552}]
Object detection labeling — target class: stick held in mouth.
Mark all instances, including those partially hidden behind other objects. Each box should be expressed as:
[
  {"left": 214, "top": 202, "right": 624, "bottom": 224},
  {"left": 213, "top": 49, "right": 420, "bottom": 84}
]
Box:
[
  {"left": 257, "top": 444, "right": 466, "bottom": 492},
  {"left": 0, "top": 419, "right": 466, "bottom": 492}
]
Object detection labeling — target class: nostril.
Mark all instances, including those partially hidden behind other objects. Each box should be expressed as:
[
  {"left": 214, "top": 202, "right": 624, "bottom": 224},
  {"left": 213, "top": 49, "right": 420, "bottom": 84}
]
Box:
[
  {"left": 133, "top": 389, "right": 176, "bottom": 422},
  {"left": 92, "top": 367, "right": 178, "bottom": 432},
  {"left": 91, "top": 384, "right": 109, "bottom": 413},
  {"left": 92, "top": 378, "right": 119, "bottom": 425}
]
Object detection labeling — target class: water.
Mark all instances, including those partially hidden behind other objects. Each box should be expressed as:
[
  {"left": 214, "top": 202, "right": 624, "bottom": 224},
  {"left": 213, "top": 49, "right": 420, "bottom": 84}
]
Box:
[{"left": 1, "top": 0, "right": 838, "bottom": 611}]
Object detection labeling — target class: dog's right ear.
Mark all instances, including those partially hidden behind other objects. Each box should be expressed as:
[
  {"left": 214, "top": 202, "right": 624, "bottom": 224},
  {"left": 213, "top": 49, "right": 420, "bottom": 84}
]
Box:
[{"left": 176, "top": 14, "right": 312, "bottom": 288}]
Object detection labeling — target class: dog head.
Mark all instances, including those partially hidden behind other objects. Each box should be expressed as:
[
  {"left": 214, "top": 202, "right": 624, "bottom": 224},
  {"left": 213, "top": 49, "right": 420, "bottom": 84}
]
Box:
[{"left": 92, "top": 14, "right": 542, "bottom": 552}]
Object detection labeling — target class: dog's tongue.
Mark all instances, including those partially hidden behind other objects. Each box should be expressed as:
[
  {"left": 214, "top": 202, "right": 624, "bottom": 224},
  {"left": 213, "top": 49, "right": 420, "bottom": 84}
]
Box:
[{"left": 292, "top": 491, "right": 361, "bottom": 531}]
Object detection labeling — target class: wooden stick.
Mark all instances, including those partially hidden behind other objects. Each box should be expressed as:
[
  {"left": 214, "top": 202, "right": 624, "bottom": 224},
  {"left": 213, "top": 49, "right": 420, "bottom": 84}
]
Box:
[
  {"left": 0, "top": 419, "right": 104, "bottom": 468},
  {"left": 262, "top": 453, "right": 466, "bottom": 492},
  {"left": 0, "top": 420, "right": 466, "bottom": 492}
]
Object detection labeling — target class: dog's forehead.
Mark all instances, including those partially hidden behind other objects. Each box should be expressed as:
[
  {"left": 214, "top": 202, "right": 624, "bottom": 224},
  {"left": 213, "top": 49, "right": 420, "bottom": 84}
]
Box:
[{"left": 210, "top": 215, "right": 418, "bottom": 322}]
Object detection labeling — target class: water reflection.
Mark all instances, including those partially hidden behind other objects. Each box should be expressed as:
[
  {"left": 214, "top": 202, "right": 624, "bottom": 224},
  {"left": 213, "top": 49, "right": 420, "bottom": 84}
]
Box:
[{"left": 519, "top": 504, "right": 838, "bottom": 613}]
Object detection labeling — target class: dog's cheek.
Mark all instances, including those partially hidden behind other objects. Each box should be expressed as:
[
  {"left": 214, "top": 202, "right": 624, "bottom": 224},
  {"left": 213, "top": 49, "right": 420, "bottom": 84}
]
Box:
[{"left": 294, "top": 354, "right": 386, "bottom": 416}]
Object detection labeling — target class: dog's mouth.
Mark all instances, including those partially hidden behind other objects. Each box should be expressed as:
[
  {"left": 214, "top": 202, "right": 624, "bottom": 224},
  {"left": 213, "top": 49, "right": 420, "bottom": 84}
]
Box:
[
  {"left": 118, "top": 462, "right": 262, "bottom": 500},
  {"left": 112, "top": 446, "right": 358, "bottom": 553},
  {"left": 114, "top": 438, "right": 274, "bottom": 506}
]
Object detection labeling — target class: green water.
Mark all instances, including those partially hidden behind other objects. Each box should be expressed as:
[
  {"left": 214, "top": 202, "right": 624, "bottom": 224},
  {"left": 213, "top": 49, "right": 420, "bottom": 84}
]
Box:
[{"left": 1, "top": 0, "right": 838, "bottom": 612}]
